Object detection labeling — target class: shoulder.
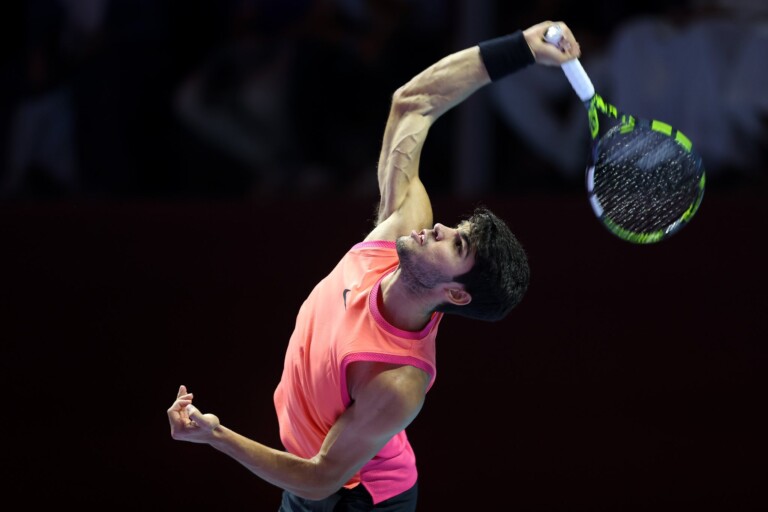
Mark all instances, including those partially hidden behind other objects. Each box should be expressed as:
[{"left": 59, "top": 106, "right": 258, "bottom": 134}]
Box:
[
  {"left": 347, "top": 361, "right": 429, "bottom": 421},
  {"left": 340, "top": 241, "right": 398, "bottom": 273}
]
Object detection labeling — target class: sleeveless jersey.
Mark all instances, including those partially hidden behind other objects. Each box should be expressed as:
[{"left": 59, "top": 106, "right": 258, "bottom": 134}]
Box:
[{"left": 273, "top": 240, "right": 442, "bottom": 504}]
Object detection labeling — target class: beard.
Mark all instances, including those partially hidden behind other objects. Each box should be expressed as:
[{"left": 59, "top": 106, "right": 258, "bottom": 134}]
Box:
[{"left": 395, "top": 235, "right": 453, "bottom": 294}]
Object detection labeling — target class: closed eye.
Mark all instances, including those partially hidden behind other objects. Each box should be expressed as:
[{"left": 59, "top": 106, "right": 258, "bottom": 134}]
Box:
[{"left": 457, "top": 232, "right": 470, "bottom": 258}]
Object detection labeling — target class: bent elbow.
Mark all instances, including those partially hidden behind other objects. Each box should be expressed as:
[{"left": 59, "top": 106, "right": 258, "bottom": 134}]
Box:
[
  {"left": 391, "top": 84, "right": 410, "bottom": 106},
  {"left": 391, "top": 84, "right": 431, "bottom": 117},
  {"left": 293, "top": 459, "right": 353, "bottom": 501}
]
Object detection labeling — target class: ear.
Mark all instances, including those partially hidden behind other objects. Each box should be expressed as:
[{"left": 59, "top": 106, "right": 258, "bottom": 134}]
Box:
[{"left": 445, "top": 287, "right": 471, "bottom": 306}]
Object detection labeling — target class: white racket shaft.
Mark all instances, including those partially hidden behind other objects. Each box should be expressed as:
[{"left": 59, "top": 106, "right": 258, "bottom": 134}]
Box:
[{"left": 543, "top": 24, "right": 595, "bottom": 102}]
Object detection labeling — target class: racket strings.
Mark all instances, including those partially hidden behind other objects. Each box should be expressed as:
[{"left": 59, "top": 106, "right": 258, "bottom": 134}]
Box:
[{"left": 592, "top": 127, "right": 703, "bottom": 234}]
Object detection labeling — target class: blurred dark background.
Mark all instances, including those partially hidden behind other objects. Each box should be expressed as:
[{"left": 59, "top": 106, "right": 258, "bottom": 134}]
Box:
[{"left": 2, "top": 0, "right": 767, "bottom": 510}]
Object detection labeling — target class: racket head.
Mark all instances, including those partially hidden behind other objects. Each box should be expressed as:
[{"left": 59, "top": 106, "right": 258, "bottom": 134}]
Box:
[{"left": 585, "top": 95, "right": 706, "bottom": 244}]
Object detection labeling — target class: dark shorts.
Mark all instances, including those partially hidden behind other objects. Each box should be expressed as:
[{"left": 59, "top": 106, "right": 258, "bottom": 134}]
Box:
[{"left": 279, "top": 482, "right": 418, "bottom": 512}]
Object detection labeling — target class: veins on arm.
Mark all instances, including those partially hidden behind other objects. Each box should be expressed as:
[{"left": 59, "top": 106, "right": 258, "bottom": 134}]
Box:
[
  {"left": 376, "top": 115, "right": 430, "bottom": 226},
  {"left": 374, "top": 47, "right": 489, "bottom": 220}
]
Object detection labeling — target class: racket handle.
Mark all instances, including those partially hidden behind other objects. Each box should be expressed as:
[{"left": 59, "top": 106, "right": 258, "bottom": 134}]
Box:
[
  {"left": 560, "top": 60, "right": 595, "bottom": 102},
  {"left": 543, "top": 24, "right": 595, "bottom": 102}
]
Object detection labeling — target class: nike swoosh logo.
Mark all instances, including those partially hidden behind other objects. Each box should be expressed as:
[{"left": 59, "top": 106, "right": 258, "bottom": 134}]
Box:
[{"left": 343, "top": 289, "right": 351, "bottom": 310}]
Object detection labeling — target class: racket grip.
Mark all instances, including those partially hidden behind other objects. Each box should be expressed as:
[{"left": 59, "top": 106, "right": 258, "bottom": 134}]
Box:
[
  {"left": 560, "top": 59, "right": 595, "bottom": 102},
  {"left": 543, "top": 24, "right": 595, "bottom": 102}
]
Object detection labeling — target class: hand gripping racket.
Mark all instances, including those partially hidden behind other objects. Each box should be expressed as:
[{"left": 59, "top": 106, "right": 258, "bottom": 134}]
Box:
[{"left": 544, "top": 24, "right": 705, "bottom": 244}]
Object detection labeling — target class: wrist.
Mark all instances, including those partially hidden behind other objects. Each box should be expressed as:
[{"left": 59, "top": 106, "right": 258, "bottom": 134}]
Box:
[{"left": 478, "top": 30, "right": 536, "bottom": 81}]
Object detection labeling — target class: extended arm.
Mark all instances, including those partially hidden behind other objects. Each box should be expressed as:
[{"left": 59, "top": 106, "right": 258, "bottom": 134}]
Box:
[
  {"left": 168, "top": 363, "right": 429, "bottom": 500},
  {"left": 365, "top": 20, "right": 581, "bottom": 242}
]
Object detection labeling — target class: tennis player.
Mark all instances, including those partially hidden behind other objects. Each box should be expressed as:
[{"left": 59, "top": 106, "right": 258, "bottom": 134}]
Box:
[{"left": 167, "top": 20, "right": 581, "bottom": 511}]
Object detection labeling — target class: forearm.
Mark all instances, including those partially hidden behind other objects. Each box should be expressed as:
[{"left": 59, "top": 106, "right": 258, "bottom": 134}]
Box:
[
  {"left": 372, "top": 22, "right": 578, "bottom": 230},
  {"left": 391, "top": 26, "right": 540, "bottom": 119},
  {"left": 393, "top": 46, "right": 490, "bottom": 122},
  {"left": 377, "top": 32, "right": 536, "bottom": 189},
  {"left": 375, "top": 46, "right": 491, "bottom": 215},
  {"left": 208, "top": 425, "right": 335, "bottom": 500}
]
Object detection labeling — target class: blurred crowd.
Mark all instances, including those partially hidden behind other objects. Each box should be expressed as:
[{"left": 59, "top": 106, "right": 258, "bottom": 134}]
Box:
[{"left": 1, "top": 0, "right": 766, "bottom": 200}]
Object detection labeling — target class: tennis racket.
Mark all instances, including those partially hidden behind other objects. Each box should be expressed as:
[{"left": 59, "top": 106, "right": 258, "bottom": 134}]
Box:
[{"left": 544, "top": 24, "right": 705, "bottom": 244}]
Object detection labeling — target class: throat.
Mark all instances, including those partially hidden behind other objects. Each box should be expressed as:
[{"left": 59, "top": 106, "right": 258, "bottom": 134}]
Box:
[{"left": 378, "top": 271, "right": 433, "bottom": 332}]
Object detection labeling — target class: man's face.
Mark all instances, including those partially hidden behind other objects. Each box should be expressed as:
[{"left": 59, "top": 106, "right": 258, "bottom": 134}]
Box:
[{"left": 395, "top": 221, "right": 476, "bottom": 291}]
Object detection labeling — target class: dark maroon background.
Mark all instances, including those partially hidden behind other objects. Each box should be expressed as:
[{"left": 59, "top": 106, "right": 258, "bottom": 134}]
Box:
[
  {"left": 3, "top": 1, "right": 768, "bottom": 509},
  {"left": 3, "top": 186, "right": 766, "bottom": 510}
]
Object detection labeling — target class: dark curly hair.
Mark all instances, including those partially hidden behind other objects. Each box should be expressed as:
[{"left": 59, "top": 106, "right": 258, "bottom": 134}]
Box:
[{"left": 435, "top": 206, "right": 530, "bottom": 321}]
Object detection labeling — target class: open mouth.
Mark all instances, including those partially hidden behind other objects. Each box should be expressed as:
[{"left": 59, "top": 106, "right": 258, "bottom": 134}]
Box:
[{"left": 411, "top": 230, "right": 426, "bottom": 245}]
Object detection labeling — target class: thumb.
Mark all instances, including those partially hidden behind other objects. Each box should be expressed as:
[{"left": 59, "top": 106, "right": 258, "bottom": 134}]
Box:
[
  {"left": 186, "top": 403, "right": 201, "bottom": 420},
  {"left": 186, "top": 404, "right": 221, "bottom": 430}
]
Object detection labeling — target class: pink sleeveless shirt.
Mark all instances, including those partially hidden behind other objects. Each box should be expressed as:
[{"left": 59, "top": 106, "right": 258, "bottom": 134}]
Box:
[{"left": 273, "top": 241, "right": 442, "bottom": 504}]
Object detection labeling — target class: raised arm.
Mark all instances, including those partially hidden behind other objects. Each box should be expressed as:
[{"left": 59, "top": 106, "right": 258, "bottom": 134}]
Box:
[
  {"left": 365, "top": 20, "right": 581, "bottom": 242},
  {"left": 364, "top": 46, "right": 491, "bottom": 242}
]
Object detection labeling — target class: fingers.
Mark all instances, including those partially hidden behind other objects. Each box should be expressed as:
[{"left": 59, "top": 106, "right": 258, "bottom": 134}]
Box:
[
  {"left": 174, "top": 386, "right": 194, "bottom": 406},
  {"left": 186, "top": 404, "right": 200, "bottom": 421},
  {"left": 544, "top": 21, "right": 580, "bottom": 58},
  {"left": 168, "top": 387, "right": 221, "bottom": 440},
  {"left": 169, "top": 400, "right": 198, "bottom": 435},
  {"left": 185, "top": 404, "right": 221, "bottom": 431},
  {"left": 556, "top": 22, "right": 581, "bottom": 58},
  {"left": 526, "top": 20, "right": 581, "bottom": 66},
  {"left": 168, "top": 386, "right": 194, "bottom": 416}
]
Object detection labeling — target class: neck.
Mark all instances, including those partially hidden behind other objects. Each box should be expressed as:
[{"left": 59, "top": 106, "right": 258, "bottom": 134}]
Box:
[{"left": 378, "top": 269, "right": 435, "bottom": 332}]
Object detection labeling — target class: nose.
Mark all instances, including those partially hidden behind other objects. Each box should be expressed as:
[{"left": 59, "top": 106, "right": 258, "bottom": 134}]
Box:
[{"left": 433, "top": 223, "right": 450, "bottom": 241}]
